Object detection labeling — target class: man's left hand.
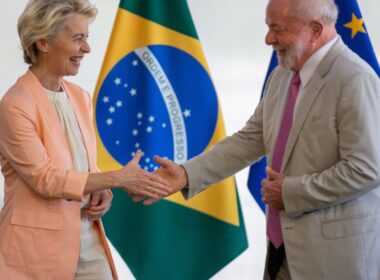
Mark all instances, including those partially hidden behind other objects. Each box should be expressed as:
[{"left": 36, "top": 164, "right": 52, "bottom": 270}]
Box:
[
  {"left": 84, "top": 189, "right": 113, "bottom": 220},
  {"left": 261, "top": 167, "right": 285, "bottom": 209}
]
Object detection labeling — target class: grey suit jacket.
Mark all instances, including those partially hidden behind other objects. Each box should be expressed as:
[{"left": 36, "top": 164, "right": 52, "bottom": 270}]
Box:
[{"left": 183, "top": 38, "right": 380, "bottom": 279}]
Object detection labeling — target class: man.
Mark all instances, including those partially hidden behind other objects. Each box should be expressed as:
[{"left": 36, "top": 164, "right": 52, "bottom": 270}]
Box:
[{"left": 137, "top": 0, "right": 380, "bottom": 279}]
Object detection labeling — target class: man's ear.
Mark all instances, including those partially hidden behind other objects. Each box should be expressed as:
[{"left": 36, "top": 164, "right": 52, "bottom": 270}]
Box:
[
  {"left": 35, "top": 39, "right": 49, "bottom": 54},
  {"left": 309, "top": 20, "right": 323, "bottom": 41}
]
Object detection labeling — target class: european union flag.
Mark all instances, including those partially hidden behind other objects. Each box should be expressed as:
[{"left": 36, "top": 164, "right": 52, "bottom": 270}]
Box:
[{"left": 248, "top": 0, "right": 380, "bottom": 212}]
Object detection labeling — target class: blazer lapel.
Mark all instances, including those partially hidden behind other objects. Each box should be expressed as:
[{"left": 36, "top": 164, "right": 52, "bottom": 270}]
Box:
[
  {"left": 280, "top": 38, "right": 347, "bottom": 172},
  {"left": 280, "top": 75, "right": 324, "bottom": 172},
  {"left": 20, "top": 70, "right": 72, "bottom": 163}
]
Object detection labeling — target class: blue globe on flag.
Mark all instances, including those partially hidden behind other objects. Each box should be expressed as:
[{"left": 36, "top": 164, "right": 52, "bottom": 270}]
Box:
[{"left": 96, "top": 45, "right": 218, "bottom": 170}]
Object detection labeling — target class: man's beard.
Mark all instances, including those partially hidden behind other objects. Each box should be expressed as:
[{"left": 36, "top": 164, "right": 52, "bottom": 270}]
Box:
[{"left": 274, "top": 41, "right": 307, "bottom": 70}]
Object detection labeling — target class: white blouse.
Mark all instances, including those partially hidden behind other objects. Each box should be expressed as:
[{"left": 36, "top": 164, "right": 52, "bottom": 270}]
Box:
[{"left": 45, "top": 89, "right": 113, "bottom": 280}]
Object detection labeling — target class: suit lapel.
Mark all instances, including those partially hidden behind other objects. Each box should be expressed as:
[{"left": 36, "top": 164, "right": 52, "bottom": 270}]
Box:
[
  {"left": 280, "top": 38, "right": 347, "bottom": 172},
  {"left": 20, "top": 70, "right": 72, "bottom": 162},
  {"left": 20, "top": 69, "right": 95, "bottom": 172},
  {"left": 280, "top": 75, "right": 324, "bottom": 171}
]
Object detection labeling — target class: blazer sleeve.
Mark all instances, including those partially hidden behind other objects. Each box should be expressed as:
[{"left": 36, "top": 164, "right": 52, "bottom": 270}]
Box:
[
  {"left": 283, "top": 72, "right": 380, "bottom": 217},
  {"left": 181, "top": 67, "right": 279, "bottom": 199},
  {"left": 182, "top": 98, "right": 266, "bottom": 199},
  {"left": 0, "top": 98, "right": 88, "bottom": 201}
]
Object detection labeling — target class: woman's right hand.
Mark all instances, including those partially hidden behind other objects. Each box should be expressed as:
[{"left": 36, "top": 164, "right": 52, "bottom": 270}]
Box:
[{"left": 115, "top": 150, "right": 171, "bottom": 199}]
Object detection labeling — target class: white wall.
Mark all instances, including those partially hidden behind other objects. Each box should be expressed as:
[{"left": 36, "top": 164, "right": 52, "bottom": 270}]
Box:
[{"left": 0, "top": 1, "right": 379, "bottom": 279}]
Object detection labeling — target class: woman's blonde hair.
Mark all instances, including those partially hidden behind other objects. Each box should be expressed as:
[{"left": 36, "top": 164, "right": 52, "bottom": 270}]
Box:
[{"left": 17, "top": 0, "right": 98, "bottom": 65}]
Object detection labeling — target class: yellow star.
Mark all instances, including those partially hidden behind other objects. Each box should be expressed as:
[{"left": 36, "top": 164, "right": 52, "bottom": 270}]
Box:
[{"left": 344, "top": 13, "right": 366, "bottom": 39}]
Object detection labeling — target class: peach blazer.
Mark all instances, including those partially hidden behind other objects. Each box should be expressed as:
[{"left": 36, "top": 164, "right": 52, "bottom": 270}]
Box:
[{"left": 0, "top": 69, "right": 117, "bottom": 279}]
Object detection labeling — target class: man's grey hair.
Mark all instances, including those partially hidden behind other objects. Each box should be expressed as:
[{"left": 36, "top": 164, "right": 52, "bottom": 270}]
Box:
[{"left": 289, "top": 0, "right": 339, "bottom": 25}]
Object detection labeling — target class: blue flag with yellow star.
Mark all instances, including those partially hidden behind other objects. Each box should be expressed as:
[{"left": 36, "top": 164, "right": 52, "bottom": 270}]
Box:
[
  {"left": 248, "top": 0, "right": 380, "bottom": 212},
  {"left": 336, "top": 0, "right": 380, "bottom": 75}
]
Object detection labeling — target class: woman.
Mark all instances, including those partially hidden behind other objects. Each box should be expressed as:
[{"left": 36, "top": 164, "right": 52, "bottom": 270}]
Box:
[{"left": 0, "top": 0, "right": 170, "bottom": 279}]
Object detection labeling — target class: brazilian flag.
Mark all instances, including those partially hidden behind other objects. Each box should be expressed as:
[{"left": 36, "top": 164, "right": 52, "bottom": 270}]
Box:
[{"left": 93, "top": 0, "right": 248, "bottom": 279}]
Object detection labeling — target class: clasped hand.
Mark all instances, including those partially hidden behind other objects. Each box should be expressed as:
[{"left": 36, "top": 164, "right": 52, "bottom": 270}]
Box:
[
  {"left": 261, "top": 167, "right": 285, "bottom": 209},
  {"left": 130, "top": 155, "right": 188, "bottom": 205},
  {"left": 116, "top": 150, "right": 173, "bottom": 200}
]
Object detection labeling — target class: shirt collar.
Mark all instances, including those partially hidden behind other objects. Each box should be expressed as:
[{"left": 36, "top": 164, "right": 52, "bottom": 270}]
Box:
[{"left": 299, "top": 36, "right": 338, "bottom": 88}]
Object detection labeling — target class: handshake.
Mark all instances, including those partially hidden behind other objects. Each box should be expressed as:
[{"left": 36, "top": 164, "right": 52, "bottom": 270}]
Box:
[{"left": 115, "top": 150, "right": 187, "bottom": 205}]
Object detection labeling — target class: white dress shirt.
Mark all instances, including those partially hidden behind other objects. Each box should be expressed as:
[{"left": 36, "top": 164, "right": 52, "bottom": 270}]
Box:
[{"left": 45, "top": 89, "right": 112, "bottom": 280}]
